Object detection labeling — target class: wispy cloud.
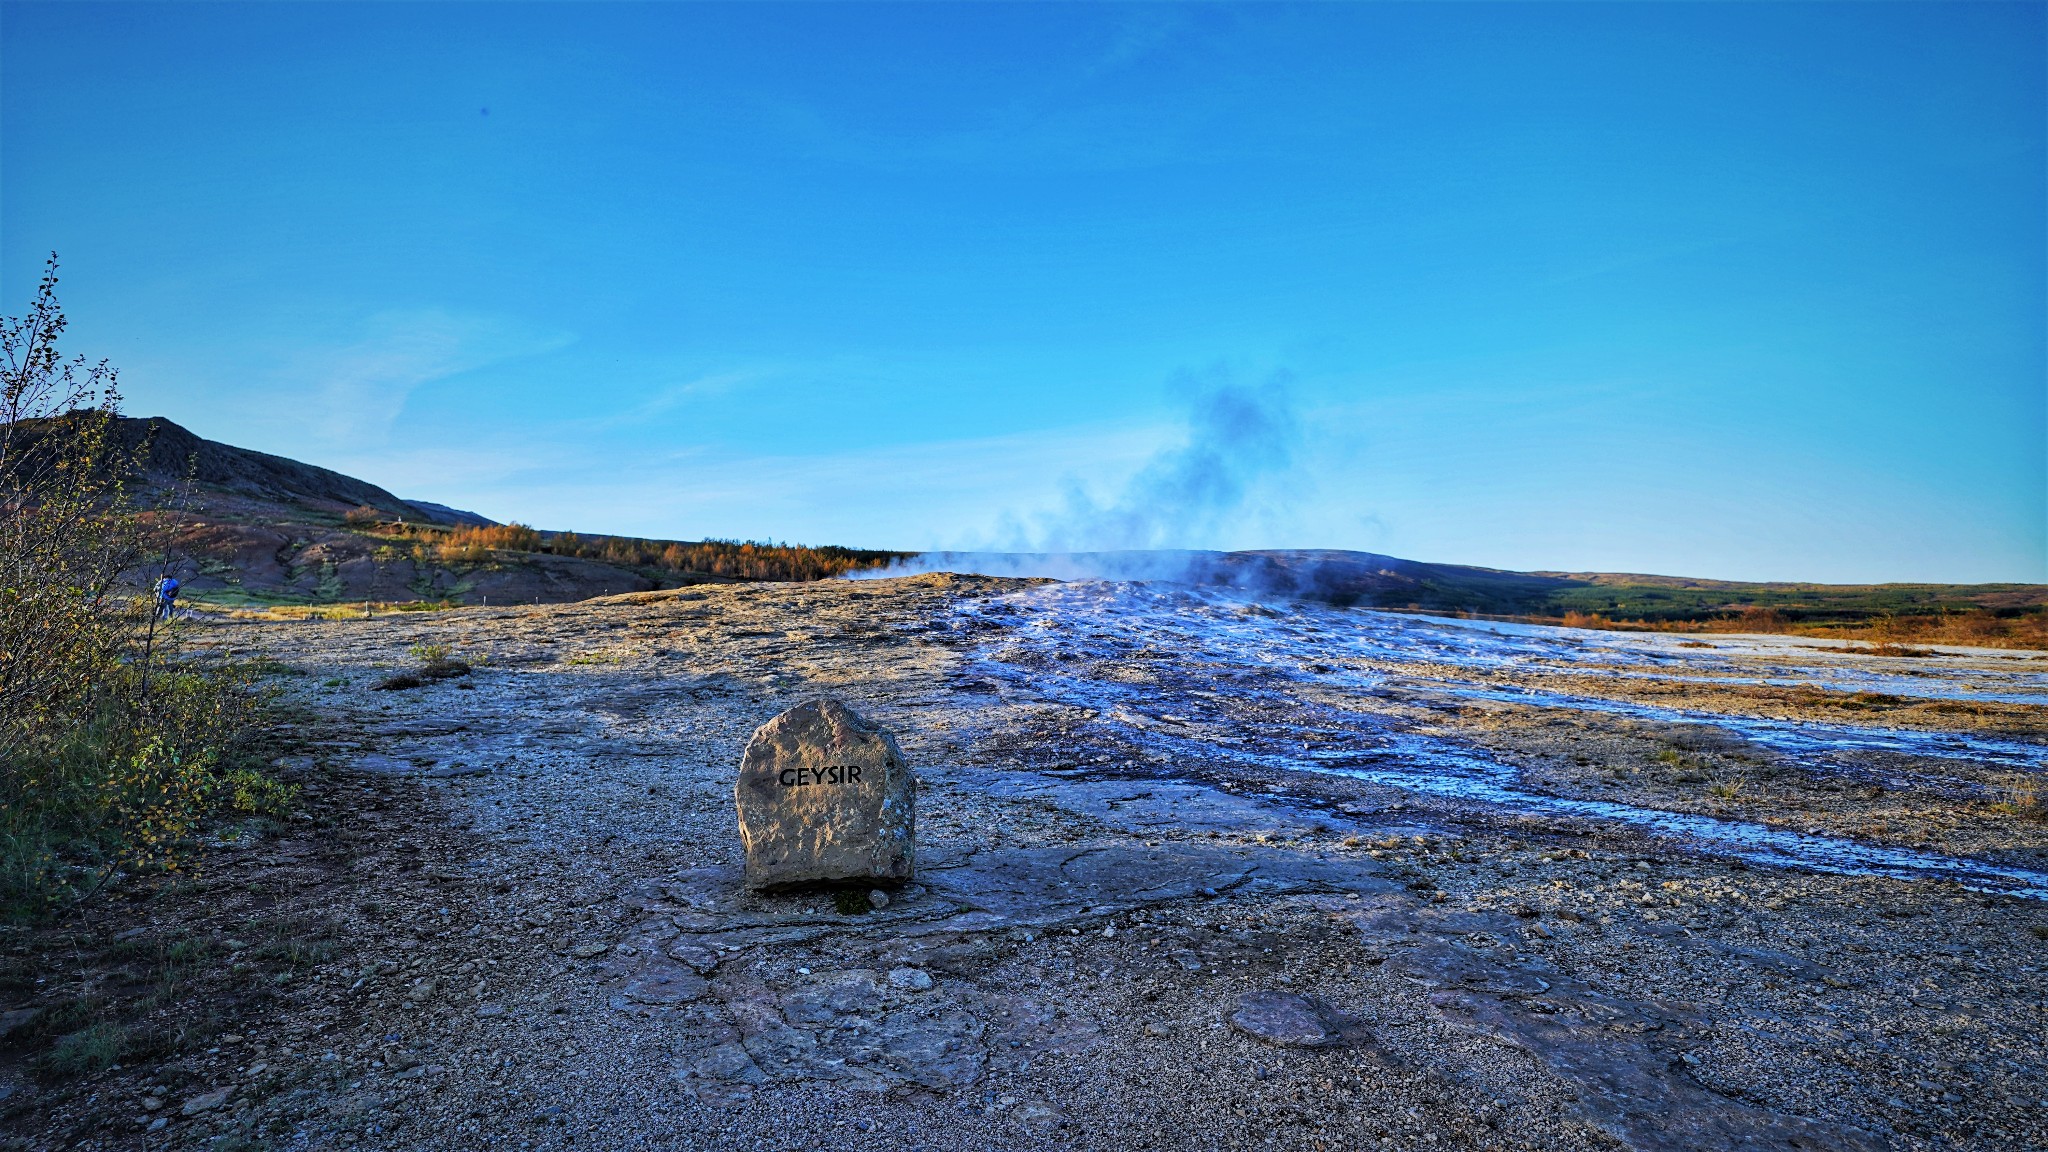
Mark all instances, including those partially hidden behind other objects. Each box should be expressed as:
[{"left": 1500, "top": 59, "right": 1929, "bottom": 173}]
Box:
[
  {"left": 286, "top": 309, "right": 573, "bottom": 445},
  {"left": 395, "top": 418, "right": 1167, "bottom": 546},
  {"left": 575, "top": 367, "right": 771, "bottom": 432}
]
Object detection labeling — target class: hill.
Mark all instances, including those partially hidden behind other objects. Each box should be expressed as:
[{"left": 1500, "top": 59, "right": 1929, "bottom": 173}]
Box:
[
  {"left": 1209, "top": 549, "right": 2048, "bottom": 647},
  {"left": 3, "top": 410, "right": 487, "bottom": 526},
  {"left": 4, "top": 414, "right": 909, "bottom": 607},
  {"left": 1195, "top": 549, "right": 2042, "bottom": 618}
]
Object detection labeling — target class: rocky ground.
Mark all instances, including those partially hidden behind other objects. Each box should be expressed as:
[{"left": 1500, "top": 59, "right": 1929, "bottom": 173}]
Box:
[{"left": 3, "top": 574, "right": 2045, "bottom": 1151}]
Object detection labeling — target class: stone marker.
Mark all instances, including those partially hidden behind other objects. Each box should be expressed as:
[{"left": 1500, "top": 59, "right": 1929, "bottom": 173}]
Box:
[{"left": 735, "top": 698, "right": 915, "bottom": 889}]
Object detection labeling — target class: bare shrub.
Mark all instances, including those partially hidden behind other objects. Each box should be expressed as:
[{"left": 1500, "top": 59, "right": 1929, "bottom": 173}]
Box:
[
  {"left": 375, "top": 643, "right": 470, "bottom": 690},
  {"left": 0, "top": 257, "right": 273, "bottom": 917}
]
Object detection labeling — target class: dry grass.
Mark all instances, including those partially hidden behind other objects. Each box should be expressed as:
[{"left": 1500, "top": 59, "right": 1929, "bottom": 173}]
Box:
[
  {"left": 1989, "top": 775, "right": 2043, "bottom": 822},
  {"left": 200, "top": 600, "right": 462, "bottom": 621},
  {"left": 1550, "top": 608, "right": 2048, "bottom": 652}
]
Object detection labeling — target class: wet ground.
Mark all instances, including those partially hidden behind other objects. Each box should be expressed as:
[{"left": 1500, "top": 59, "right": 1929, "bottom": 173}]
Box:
[{"left": 7, "top": 574, "right": 2045, "bottom": 1151}]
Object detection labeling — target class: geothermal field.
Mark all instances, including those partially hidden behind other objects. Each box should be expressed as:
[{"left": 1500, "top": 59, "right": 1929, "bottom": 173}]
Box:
[{"left": 14, "top": 572, "right": 2046, "bottom": 1151}]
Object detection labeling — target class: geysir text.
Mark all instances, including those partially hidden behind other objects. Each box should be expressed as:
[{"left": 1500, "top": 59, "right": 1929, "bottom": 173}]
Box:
[{"left": 778, "top": 764, "right": 864, "bottom": 787}]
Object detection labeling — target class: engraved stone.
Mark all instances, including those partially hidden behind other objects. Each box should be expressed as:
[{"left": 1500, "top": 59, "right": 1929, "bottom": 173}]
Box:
[{"left": 735, "top": 698, "right": 915, "bottom": 890}]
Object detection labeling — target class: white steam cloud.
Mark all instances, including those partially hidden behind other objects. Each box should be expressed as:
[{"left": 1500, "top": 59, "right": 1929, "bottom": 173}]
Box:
[
  {"left": 1020, "top": 372, "right": 1299, "bottom": 552},
  {"left": 863, "top": 372, "right": 1310, "bottom": 583}
]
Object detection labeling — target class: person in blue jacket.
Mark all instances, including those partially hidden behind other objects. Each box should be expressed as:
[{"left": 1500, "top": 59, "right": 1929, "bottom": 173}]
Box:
[{"left": 153, "top": 575, "right": 180, "bottom": 621}]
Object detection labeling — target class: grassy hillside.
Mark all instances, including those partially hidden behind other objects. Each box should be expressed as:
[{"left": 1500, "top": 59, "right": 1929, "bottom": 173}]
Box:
[
  {"left": 170, "top": 508, "right": 908, "bottom": 610},
  {"left": 1520, "top": 574, "right": 2048, "bottom": 649},
  {"left": 5, "top": 414, "right": 909, "bottom": 608},
  {"left": 1529, "top": 570, "right": 2044, "bottom": 620},
  {"left": 1205, "top": 551, "right": 2048, "bottom": 649}
]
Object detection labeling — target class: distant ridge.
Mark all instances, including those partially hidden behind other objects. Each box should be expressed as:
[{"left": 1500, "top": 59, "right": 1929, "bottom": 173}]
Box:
[
  {"left": 398, "top": 499, "right": 498, "bottom": 528},
  {"left": 110, "top": 416, "right": 495, "bottom": 526},
  {"left": 2, "top": 413, "right": 492, "bottom": 527},
  {"left": 883, "top": 549, "right": 2046, "bottom": 643}
]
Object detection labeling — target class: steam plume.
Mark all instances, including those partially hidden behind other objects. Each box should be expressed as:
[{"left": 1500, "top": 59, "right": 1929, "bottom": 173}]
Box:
[
  {"left": 863, "top": 372, "right": 1310, "bottom": 584},
  {"left": 1027, "top": 372, "right": 1299, "bottom": 552}
]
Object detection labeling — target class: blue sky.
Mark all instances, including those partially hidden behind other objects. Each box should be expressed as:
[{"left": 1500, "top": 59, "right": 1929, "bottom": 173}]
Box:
[{"left": 3, "top": 2, "right": 2042, "bottom": 582}]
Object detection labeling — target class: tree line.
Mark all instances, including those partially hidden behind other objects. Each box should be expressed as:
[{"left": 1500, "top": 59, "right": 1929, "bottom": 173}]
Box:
[{"left": 353, "top": 515, "right": 911, "bottom": 582}]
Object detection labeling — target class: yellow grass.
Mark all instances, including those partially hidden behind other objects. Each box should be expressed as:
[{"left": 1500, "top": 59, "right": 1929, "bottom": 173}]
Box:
[
  {"left": 202, "top": 600, "right": 463, "bottom": 621},
  {"left": 1552, "top": 609, "right": 2047, "bottom": 652}
]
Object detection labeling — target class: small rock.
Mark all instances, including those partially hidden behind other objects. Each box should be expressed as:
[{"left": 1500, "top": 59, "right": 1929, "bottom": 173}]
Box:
[
  {"left": 666, "top": 943, "right": 720, "bottom": 972},
  {"left": 1229, "top": 991, "right": 1366, "bottom": 1048},
  {"left": 140, "top": 1097, "right": 162, "bottom": 1112},
  {"left": 622, "top": 965, "right": 707, "bottom": 1005},
  {"left": 1140, "top": 1021, "right": 1173, "bottom": 1038},
  {"left": 888, "top": 967, "right": 934, "bottom": 991},
  {"left": 868, "top": 889, "right": 891, "bottom": 910},
  {"left": 1013, "top": 1101, "right": 1066, "bottom": 1133},
  {"left": 181, "top": 1089, "right": 230, "bottom": 1117},
  {"left": 569, "top": 943, "right": 611, "bottom": 959},
  {"left": 0, "top": 1009, "right": 36, "bottom": 1040},
  {"left": 875, "top": 1008, "right": 984, "bottom": 1088},
  {"left": 147, "top": 1118, "right": 167, "bottom": 1133},
  {"left": 688, "top": 1041, "right": 767, "bottom": 1087},
  {"left": 477, "top": 1005, "right": 506, "bottom": 1018}
]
